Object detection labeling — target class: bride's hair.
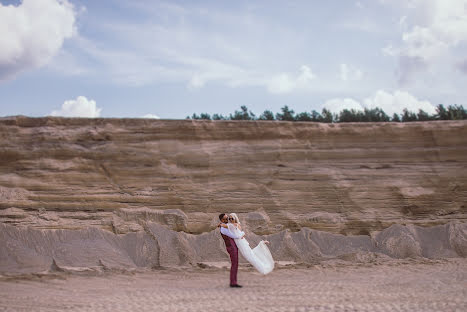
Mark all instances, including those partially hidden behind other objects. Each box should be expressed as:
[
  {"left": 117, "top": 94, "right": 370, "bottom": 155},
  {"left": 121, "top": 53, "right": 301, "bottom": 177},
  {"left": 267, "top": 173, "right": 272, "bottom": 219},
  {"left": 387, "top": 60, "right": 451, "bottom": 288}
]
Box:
[{"left": 229, "top": 213, "right": 240, "bottom": 224}]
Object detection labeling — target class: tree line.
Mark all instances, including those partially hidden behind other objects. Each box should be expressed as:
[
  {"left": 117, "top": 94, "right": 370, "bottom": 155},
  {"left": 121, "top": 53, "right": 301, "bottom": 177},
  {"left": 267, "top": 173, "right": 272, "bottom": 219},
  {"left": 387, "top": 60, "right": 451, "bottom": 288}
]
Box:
[{"left": 186, "top": 104, "right": 467, "bottom": 122}]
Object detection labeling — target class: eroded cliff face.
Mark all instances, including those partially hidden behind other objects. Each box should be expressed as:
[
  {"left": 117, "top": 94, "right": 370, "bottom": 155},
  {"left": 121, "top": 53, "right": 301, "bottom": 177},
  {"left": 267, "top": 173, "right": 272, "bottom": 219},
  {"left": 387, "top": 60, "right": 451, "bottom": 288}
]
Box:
[{"left": 1, "top": 117, "right": 466, "bottom": 272}]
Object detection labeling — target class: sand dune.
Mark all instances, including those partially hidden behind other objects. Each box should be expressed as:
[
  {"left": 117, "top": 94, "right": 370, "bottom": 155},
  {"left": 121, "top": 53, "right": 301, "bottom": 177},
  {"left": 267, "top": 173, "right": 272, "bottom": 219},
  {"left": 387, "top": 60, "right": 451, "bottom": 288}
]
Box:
[{"left": 1, "top": 221, "right": 466, "bottom": 274}]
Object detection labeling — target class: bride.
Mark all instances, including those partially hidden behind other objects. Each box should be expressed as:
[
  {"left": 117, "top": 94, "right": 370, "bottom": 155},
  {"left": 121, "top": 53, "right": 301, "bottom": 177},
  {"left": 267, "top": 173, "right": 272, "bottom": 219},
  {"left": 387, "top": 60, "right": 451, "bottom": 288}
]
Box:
[{"left": 220, "top": 213, "right": 274, "bottom": 275}]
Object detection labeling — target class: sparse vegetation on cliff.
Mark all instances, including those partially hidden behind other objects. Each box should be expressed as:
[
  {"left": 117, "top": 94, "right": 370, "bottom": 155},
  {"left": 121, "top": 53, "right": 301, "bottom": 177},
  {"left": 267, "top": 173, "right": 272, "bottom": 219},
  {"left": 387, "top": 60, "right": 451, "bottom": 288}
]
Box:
[{"left": 187, "top": 104, "right": 467, "bottom": 122}]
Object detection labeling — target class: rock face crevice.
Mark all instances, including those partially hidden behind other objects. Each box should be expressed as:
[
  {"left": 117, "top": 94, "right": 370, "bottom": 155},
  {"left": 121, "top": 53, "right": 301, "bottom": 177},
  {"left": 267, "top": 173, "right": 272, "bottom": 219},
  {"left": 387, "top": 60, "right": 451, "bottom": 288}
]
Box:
[{"left": 0, "top": 117, "right": 466, "bottom": 272}]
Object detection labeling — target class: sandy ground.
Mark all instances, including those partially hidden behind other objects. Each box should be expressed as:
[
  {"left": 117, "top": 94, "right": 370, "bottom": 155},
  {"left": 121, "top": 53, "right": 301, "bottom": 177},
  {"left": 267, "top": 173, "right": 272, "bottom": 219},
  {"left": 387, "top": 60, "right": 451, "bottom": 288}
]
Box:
[{"left": 0, "top": 259, "right": 466, "bottom": 312}]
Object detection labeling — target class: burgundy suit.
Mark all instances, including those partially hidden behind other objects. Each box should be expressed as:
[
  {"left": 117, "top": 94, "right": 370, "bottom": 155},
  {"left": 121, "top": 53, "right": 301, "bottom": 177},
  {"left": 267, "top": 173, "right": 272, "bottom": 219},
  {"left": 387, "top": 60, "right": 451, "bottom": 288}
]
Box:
[{"left": 221, "top": 230, "right": 238, "bottom": 285}]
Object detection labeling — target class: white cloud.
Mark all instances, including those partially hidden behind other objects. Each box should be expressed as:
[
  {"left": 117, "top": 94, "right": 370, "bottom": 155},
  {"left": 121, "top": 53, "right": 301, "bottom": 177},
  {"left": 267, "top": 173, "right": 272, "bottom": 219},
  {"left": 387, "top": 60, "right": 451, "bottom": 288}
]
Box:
[
  {"left": 185, "top": 63, "right": 316, "bottom": 94},
  {"left": 50, "top": 96, "right": 101, "bottom": 117},
  {"left": 323, "top": 98, "right": 363, "bottom": 113},
  {"left": 339, "top": 63, "right": 363, "bottom": 81},
  {"left": 402, "top": 25, "right": 449, "bottom": 60},
  {"left": 0, "top": 0, "right": 77, "bottom": 81},
  {"left": 383, "top": 0, "right": 467, "bottom": 83},
  {"left": 267, "top": 65, "right": 315, "bottom": 94},
  {"left": 363, "top": 90, "right": 435, "bottom": 116},
  {"left": 141, "top": 114, "right": 160, "bottom": 119},
  {"left": 323, "top": 90, "right": 435, "bottom": 116}
]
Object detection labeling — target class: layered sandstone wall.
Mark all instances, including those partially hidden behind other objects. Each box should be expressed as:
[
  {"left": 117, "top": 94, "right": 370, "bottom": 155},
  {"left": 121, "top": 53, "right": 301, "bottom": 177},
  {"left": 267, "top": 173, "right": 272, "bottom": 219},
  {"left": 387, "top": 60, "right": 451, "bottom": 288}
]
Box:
[{"left": 1, "top": 117, "right": 466, "bottom": 272}]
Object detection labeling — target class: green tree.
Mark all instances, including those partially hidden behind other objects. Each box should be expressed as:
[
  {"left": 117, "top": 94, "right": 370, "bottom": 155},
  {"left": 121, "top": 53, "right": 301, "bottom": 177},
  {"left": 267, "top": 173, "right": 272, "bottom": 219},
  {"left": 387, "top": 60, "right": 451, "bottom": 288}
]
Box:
[
  {"left": 416, "top": 109, "right": 432, "bottom": 121},
  {"left": 311, "top": 110, "right": 322, "bottom": 122},
  {"left": 276, "top": 105, "right": 295, "bottom": 121},
  {"left": 230, "top": 106, "right": 256, "bottom": 120},
  {"left": 295, "top": 112, "right": 313, "bottom": 121},
  {"left": 435, "top": 104, "right": 449, "bottom": 120},
  {"left": 212, "top": 114, "right": 226, "bottom": 120},
  {"left": 373, "top": 107, "right": 390, "bottom": 122},
  {"left": 188, "top": 104, "right": 466, "bottom": 123},
  {"left": 199, "top": 113, "right": 211, "bottom": 120},
  {"left": 258, "top": 110, "right": 275, "bottom": 120},
  {"left": 321, "top": 108, "right": 334, "bottom": 123},
  {"left": 401, "top": 109, "right": 418, "bottom": 122},
  {"left": 447, "top": 105, "right": 467, "bottom": 120},
  {"left": 357, "top": 108, "right": 390, "bottom": 122},
  {"left": 338, "top": 109, "right": 362, "bottom": 122}
]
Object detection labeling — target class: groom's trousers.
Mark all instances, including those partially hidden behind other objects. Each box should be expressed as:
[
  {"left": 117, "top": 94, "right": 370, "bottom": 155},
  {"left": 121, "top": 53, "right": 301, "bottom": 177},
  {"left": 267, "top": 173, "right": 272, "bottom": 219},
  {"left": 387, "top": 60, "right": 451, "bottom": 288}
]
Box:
[
  {"left": 226, "top": 245, "right": 238, "bottom": 285},
  {"left": 221, "top": 233, "right": 238, "bottom": 285}
]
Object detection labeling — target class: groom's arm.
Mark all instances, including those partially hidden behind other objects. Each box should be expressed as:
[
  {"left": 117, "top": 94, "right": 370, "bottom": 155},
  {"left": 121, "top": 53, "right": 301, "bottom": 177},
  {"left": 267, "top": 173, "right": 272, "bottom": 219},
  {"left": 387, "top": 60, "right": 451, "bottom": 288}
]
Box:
[{"left": 220, "top": 227, "right": 244, "bottom": 239}]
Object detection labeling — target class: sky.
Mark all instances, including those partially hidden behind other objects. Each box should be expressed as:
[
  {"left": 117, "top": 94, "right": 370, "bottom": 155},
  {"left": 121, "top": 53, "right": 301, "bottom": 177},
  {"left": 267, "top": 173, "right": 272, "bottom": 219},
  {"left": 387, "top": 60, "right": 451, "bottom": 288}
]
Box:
[{"left": 0, "top": 0, "right": 466, "bottom": 119}]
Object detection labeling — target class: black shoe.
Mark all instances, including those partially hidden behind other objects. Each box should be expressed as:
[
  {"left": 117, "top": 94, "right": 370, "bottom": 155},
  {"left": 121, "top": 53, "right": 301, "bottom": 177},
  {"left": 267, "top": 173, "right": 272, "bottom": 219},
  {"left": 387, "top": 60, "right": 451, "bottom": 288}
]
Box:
[{"left": 230, "top": 284, "right": 243, "bottom": 288}]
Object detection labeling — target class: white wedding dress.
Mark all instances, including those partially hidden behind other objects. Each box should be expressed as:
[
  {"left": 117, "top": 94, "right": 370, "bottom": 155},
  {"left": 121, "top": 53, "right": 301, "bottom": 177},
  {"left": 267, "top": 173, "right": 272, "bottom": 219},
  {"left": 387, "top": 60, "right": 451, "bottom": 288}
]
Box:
[{"left": 228, "top": 223, "right": 274, "bottom": 275}]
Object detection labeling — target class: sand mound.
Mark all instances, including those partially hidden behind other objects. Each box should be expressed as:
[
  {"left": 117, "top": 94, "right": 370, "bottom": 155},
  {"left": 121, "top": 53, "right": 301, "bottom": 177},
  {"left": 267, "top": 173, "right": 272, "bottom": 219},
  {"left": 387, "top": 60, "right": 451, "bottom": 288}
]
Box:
[
  {"left": 375, "top": 224, "right": 423, "bottom": 258},
  {"left": 1, "top": 222, "right": 465, "bottom": 274}
]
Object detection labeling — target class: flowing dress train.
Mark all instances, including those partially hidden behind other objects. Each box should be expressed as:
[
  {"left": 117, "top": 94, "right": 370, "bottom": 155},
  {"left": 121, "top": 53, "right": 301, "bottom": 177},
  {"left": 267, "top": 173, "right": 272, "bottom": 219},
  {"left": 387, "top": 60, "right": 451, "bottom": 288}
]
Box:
[{"left": 228, "top": 223, "right": 274, "bottom": 275}]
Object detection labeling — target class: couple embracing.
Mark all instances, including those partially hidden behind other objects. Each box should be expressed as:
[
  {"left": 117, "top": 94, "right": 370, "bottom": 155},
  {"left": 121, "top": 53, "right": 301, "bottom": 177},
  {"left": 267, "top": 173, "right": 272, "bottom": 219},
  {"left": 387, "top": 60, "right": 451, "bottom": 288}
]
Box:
[{"left": 218, "top": 213, "right": 274, "bottom": 288}]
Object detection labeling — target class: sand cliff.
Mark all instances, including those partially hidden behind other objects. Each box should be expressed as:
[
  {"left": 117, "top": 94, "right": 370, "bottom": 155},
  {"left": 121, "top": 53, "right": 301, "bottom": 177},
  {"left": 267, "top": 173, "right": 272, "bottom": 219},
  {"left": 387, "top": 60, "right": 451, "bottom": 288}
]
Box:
[{"left": 1, "top": 117, "right": 466, "bottom": 273}]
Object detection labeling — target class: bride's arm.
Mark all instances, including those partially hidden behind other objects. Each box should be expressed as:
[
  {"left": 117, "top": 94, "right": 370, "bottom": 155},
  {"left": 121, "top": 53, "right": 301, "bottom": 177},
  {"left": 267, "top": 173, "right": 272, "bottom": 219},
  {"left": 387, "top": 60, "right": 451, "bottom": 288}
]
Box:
[
  {"left": 236, "top": 224, "right": 245, "bottom": 236},
  {"left": 227, "top": 223, "right": 245, "bottom": 239}
]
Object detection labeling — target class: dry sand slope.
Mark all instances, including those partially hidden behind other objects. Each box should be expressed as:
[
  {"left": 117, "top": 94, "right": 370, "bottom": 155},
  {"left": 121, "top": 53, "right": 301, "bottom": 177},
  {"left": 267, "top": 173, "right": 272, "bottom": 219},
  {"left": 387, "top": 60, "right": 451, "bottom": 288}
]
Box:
[
  {"left": 0, "top": 259, "right": 466, "bottom": 312},
  {"left": 1, "top": 117, "right": 466, "bottom": 236},
  {"left": 1, "top": 221, "right": 467, "bottom": 273},
  {"left": 0, "top": 117, "right": 467, "bottom": 273}
]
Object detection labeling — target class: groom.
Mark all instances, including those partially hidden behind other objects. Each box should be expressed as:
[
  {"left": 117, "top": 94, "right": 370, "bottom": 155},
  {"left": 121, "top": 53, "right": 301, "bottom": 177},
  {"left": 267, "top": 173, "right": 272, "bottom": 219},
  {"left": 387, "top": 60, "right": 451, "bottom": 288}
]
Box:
[{"left": 218, "top": 213, "right": 244, "bottom": 288}]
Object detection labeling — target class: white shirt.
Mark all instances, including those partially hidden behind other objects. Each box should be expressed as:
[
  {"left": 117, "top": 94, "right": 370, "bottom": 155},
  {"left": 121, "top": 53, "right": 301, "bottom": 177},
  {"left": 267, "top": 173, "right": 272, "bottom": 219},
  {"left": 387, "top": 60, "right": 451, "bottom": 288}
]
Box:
[{"left": 220, "top": 225, "right": 244, "bottom": 239}]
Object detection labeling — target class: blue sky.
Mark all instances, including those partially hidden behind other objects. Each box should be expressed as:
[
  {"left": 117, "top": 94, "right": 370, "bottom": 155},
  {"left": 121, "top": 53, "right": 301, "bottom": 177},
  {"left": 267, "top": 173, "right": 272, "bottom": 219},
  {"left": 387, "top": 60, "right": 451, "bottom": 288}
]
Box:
[{"left": 1, "top": 0, "right": 466, "bottom": 119}]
